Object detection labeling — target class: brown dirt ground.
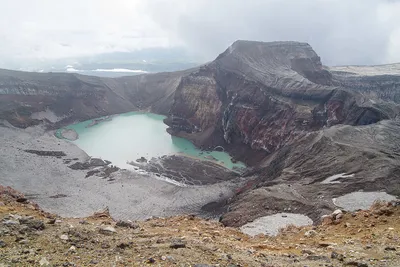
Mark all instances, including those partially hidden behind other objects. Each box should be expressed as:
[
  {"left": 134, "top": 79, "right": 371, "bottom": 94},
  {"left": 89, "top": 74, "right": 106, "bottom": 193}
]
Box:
[{"left": 0, "top": 186, "right": 399, "bottom": 267}]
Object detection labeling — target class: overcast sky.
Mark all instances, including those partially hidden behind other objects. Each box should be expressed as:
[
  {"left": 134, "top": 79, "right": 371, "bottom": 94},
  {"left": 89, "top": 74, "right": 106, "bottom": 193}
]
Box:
[{"left": 1, "top": 0, "right": 400, "bottom": 67}]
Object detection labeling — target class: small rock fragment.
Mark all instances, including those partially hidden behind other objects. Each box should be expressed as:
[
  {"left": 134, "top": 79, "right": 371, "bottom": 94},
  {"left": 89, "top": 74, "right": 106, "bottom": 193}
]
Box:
[
  {"left": 101, "top": 242, "right": 110, "bottom": 249},
  {"left": 304, "top": 230, "right": 317, "bottom": 237},
  {"left": 321, "top": 215, "right": 334, "bottom": 225},
  {"left": 46, "top": 219, "right": 56, "bottom": 225},
  {"left": 16, "top": 197, "right": 28, "bottom": 203},
  {"left": 319, "top": 242, "right": 336, "bottom": 248},
  {"left": 306, "top": 255, "right": 330, "bottom": 262},
  {"left": 3, "top": 220, "right": 19, "bottom": 225},
  {"left": 116, "top": 220, "right": 139, "bottom": 229},
  {"left": 19, "top": 218, "right": 45, "bottom": 230},
  {"left": 116, "top": 242, "right": 131, "bottom": 249},
  {"left": 60, "top": 234, "right": 69, "bottom": 241},
  {"left": 147, "top": 258, "right": 156, "bottom": 264},
  {"left": 301, "top": 249, "right": 315, "bottom": 255},
  {"left": 170, "top": 239, "right": 186, "bottom": 249},
  {"left": 99, "top": 226, "right": 116, "bottom": 235},
  {"left": 166, "top": 256, "right": 175, "bottom": 261},
  {"left": 331, "top": 251, "right": 344, "bottom": 261},
  {"left": 332, "top": 209, "right": 343, "bottom": 216},
  {"left": 345, "top": 261, "right": 368, "bottom": 267},
  {"left": 39, "top": 257, "right": 50, "bottom": 266}
]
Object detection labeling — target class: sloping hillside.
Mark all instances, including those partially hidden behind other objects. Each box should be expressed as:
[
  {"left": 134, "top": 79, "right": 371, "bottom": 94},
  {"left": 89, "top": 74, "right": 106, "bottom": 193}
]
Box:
[{"left": 1, "top": 186, "right": 400, "bottom": 266}]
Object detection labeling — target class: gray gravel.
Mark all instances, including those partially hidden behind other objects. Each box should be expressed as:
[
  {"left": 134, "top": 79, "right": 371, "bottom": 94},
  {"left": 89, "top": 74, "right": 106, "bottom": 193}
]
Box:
[
  {"left": 240, "top": 213, "right": 313, "bottom": 236},
  {"left": 0, "top": 124, "right": 237, "bottom": 220},
  {"left": 333, "top": 191, "right": 398, "bottom": 211}
]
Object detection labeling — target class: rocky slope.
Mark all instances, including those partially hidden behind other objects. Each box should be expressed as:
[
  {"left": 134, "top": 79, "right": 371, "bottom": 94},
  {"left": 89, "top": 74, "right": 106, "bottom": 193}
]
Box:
[
  {"left": 1, "top": 187, "right": 400, "bottom": 266},
  {"left": 331, "top": 63, "right": 400, "bottom": 104},
  {"left": 220, "top": 119, "right": 400, "bottom": 227},
  {"left": 0, "top": 68, "right": 191, "bottom": 128}
]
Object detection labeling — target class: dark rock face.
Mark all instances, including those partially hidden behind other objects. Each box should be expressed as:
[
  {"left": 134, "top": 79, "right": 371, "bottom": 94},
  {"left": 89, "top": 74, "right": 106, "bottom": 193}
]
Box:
[
  {"left": 330, "top": 63, "right": 400, "bottom": 104},
  {"left": 24, "top": 150, "right": 66, "bottom": 157},
  {"left": 0, "top": 69, "right": 190, "bottom": 128},
  {"left": 135, "top": 155, "right": 239, "bottom": 186},
  {"left": 165, "top": 41, "right": 398, "bottom": 164},
  {"left": 220, "top": 119, "right": 400, "bottom": 227}
]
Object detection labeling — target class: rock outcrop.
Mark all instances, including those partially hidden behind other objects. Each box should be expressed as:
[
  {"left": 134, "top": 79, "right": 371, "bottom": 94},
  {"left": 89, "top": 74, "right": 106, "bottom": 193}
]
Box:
[{"left": 330, "top": 63, "right": 400, "bottom": 104}]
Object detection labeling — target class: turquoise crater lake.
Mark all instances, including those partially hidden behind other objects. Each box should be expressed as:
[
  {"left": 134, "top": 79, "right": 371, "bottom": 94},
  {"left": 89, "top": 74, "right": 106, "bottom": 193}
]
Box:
[{"left": 56, "top": 112, "right": 246, "bottom": 170}]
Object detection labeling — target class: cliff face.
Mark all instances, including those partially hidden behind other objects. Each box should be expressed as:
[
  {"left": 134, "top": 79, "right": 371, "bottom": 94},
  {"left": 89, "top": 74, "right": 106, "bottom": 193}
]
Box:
[
  {"left": 0, "top": 69, "right": 188, "bottom": 128},
  {"left": 166, "top": 41, "right": 399, "bottom": 163},
  {"left": 220, "top": 119, "right": 400, "bottom": 227},
  {"left": 330, "top": 63, "right": 400, "bottom": 104}
]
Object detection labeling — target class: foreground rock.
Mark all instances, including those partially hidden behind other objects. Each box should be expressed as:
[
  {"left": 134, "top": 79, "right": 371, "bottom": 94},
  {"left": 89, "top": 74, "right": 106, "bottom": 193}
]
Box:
[{"left": 0, "top": 187, "right": 399, "bottom": 266}]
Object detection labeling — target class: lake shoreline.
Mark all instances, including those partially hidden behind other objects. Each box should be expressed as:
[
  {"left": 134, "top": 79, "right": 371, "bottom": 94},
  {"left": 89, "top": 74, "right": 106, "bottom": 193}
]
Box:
[
  {"left": 55, "top": 111, "right": 247, "bottom": 171},
  {"left": 0, "top": 123, "right": 239, "bottom": 221}
]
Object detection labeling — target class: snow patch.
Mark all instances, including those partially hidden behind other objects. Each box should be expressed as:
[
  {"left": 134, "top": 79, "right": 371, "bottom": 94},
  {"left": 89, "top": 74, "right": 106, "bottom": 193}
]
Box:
[
  {"left": 93, "top": 68, "right": 148, "bottom": 73},
  {"left": 333, "top": 191, "right": 397, "bottom": 211},
  {"left": 240, "top": 213, "right": 313, "bottom": 236},
  {"left": 31, "top": 109, "right": 63, "bottom": 123},
  {"left": 65, "top": 66, "right": 79, "bottom": 72},
  {"left": 321, "top": 173, "right": 354, "bottom": 184},
  {"left": 331, "top": 63, "right": 400, "bottom": 76}
]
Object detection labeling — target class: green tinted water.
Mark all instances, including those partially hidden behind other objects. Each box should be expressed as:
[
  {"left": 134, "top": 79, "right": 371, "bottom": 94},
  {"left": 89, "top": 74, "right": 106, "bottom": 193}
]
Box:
[{"left": 56, "top": 112, "right": 246, "bottom": 170}]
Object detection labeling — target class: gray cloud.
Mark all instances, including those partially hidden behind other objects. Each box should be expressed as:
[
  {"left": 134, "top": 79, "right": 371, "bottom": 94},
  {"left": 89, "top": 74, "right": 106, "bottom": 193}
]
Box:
[
  {"left": 0, "top": 0, "right": 400, "bottom": 68},
  {"left": 145, "top": 0, "right": 400, "bottom": 65},
  {"left": 0, "top": 0, "right": 169, "bottom": 67}
]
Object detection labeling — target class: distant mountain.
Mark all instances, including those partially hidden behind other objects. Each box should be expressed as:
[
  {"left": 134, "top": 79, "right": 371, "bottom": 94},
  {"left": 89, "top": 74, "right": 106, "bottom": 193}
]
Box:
[{"left": 6, "top": 47, "right": 203, "bottom": 77}]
